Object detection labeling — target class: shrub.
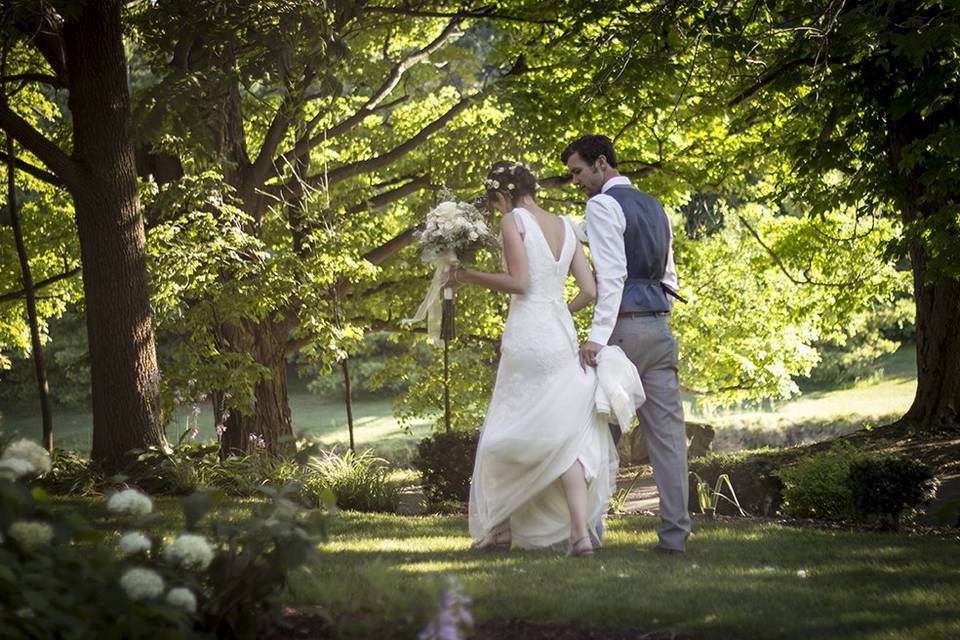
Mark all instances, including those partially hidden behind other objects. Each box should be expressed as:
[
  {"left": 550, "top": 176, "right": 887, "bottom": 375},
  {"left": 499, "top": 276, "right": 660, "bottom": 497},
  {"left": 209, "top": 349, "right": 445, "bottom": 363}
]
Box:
[
  {"left": 847, "top": 455, "right": 939, "bottom": 529},
  {"left": 1, "top": 437, "right": 330, "bottom": 640},
  {"left": 39, "top": 448, "right": 105, "bottom": 495},
  {"left": 775, "top": 441, "right": 869, "bottom": 520},
  {"left": 304, "top": 449, "right": 400, "bottom": 512},
  {"left": 123, "top": 435, "right": 224, "bottom": 495},
  {"left": 688, "top": 447, "right": 793, "bottom": 516},
  {"left": 414, "top": 429, "right": 480, "bottom": 506}
]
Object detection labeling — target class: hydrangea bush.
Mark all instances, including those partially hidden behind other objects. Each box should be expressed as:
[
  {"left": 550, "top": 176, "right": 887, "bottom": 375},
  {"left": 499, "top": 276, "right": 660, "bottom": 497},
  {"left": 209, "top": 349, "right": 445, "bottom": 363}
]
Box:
[{"left": 0, "top": 438, "right": 329, "bottom": 639}]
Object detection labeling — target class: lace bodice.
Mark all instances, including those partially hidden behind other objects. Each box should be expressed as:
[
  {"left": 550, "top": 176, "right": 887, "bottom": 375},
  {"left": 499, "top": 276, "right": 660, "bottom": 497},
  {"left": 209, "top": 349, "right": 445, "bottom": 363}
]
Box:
[
  {"left": 511, "top": 207, "right": 575, "bottom": 302},
  {"left": 495, "top": 207, "right": 580, "bottom": 386}
]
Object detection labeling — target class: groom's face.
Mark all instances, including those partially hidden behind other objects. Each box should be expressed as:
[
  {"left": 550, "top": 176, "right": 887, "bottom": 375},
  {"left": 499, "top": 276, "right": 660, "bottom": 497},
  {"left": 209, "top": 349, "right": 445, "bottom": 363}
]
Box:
[{"left": 565, "top": 152, "right": 605, "bottom": 197}]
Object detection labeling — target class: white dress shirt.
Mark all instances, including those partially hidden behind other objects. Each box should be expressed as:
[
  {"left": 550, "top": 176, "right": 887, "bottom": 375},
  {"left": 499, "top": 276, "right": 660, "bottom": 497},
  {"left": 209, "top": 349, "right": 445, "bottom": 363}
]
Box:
[{"left": 582, "top": 176, "right": 679, "bottom": 345}]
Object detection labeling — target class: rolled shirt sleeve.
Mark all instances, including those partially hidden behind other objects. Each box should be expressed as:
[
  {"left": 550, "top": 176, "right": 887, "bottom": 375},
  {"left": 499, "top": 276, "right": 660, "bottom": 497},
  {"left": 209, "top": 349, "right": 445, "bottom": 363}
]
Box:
[
  {"left": 662, "top": 226, "right": 679, "bottom": 294},
  {"left": 584, "top": 194, "right": 627, "bottom": 345}
]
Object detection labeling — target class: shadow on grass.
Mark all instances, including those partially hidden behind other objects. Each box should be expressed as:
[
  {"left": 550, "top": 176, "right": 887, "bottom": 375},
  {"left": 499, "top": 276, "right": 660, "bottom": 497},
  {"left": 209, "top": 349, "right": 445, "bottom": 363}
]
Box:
[{"left": 300, "top": 513, "right": 960, "bottom": 640}]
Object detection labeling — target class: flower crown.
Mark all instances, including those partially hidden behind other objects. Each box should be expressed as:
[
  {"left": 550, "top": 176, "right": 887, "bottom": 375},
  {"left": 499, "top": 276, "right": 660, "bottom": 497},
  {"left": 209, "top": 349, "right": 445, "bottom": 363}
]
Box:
[{"left": 483, "top": 162, "right": 539, "bottom": 192}]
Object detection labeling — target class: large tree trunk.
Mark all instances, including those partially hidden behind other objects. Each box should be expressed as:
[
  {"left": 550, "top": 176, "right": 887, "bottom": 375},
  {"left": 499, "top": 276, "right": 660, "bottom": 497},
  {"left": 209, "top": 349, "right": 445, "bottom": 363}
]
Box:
[
  {"left": 219, "top": 318, "right": 295, "bottom": 456},
  {"left": 63, "top": 0, "right": 165, "bottom": 470},
  {"left": 889, "top": 111, "right": 960, "bottom": 432},
  {"left": 901, "top": 242, "right": 960, "bottom": 429}
]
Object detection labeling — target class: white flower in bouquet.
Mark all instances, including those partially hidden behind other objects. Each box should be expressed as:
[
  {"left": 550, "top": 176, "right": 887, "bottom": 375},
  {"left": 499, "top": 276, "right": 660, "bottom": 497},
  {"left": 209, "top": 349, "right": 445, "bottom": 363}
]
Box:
[
  {"left": 2, "top": 439, "right": 51, "bottom": 474},
  {"left": 107, "top": 488, "right": 154, "bottom": 516},
  {"left": 0, "top": 457, "right": 36, "bottom": 480},
  {"left": 416, "top": 198, "right": 493, "bottom": 264},
  {"left": 166, "top": 587, "right": 198, "bottom": 614},
  {"left": 119, "top": 531, "right": 152, "bottom": 555},
  {"left": 163, "top": 533, "right": 215, "bottom": 570},
  {"left": 8, "top": 521, "right": 54, "bottom": 549},
  {"left": 406, "top": 193, "right": 494, "bottom": 341},
  {"left": 120, "top": 567, "right": 165, "bottom": 601}
]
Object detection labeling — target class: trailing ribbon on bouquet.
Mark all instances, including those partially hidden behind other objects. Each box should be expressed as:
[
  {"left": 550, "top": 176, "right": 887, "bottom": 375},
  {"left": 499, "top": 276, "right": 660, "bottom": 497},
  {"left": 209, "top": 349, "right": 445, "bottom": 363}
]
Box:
[{"left": 403, "top": 250, "right": 458, "bottom": 343}]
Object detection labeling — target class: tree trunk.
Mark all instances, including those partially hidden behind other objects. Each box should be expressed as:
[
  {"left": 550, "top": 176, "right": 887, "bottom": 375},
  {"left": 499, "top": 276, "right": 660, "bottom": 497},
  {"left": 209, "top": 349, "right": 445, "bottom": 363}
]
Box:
[
  {"left": 219, "top": 318, "right": 295, "bottom": 456},
  {"left": 901, "top": 243, "right": 960, "bottom": 430},
  {"left": 341, "top": 359, "right": 355, "bottom": 453},
  {"left": 63, "top": 0, "right": 165, "bottom": 470},
  {"left": 889, "top": 109, "right": 960, "bottom": 432},
  {"left": 5, "top": 136, "right": 54, "bottom": 451}
]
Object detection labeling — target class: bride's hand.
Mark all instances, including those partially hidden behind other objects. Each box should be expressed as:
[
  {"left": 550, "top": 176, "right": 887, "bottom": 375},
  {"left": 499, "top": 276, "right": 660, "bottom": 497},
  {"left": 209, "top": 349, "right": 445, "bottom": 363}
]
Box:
[{"left": 444, "top": 267, "right": 466, "bottom": 289}]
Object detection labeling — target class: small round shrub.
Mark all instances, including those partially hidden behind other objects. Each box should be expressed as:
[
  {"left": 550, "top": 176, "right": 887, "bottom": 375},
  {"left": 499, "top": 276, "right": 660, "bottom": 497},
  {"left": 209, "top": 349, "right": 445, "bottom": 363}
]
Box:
[
  {"left": 847, "top": 455, "right": 939, "bottom": 529},
  {"left": 774, "top": 441, "right": 868, "bottom": 520},
  {"left": 414, "top": 430, "right": 480, "bottom": 506}
]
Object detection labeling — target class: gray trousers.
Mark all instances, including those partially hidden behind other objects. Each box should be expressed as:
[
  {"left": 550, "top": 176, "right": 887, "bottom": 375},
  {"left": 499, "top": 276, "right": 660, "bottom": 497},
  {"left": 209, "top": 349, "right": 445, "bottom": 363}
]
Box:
[{"left": 610, "top": 314, "right": 690, "bottom": 551}]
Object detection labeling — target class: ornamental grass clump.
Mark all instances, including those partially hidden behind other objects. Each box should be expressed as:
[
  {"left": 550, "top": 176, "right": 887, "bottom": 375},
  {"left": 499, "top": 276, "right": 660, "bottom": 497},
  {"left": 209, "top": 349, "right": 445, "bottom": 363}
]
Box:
[{"left": 304, "top": 448, "right": 400, "bottom": 512}]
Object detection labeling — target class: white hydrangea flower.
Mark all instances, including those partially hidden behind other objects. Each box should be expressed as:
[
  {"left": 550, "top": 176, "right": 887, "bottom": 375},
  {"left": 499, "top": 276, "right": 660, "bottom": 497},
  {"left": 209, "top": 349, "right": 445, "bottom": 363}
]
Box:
[
  {"left": 120, "top": 567, "right": 165, "bottom": 601},
  {"left": 166, "top": 587, "right": 198, "bottom": 614},
  {"left": 163, "top": 533, "right": 214, "bottom": 570},
  {"left": 2, "top": 439, "right": 51, "bottom": 474},
  {"left": 0, "top": 457, "right": 36, "bottom": 480},
  {"left": 8, "top": 521, "right": 54, "bottom": 549},
  {"left": 107, "top": 488, "right": 154, "bottom": 516},
  {"left": 119, "top": 531, "right": 152, "bottom": 555},
  {"left": 507, "top": 183, "right": 515, "bottom": 190}
]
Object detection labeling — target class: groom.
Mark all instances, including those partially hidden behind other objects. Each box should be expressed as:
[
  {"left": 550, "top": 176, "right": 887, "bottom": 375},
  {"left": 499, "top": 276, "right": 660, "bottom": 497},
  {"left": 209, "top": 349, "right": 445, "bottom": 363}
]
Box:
[{"left": 562, "top": 134, "right": 690, "bottom": 554}]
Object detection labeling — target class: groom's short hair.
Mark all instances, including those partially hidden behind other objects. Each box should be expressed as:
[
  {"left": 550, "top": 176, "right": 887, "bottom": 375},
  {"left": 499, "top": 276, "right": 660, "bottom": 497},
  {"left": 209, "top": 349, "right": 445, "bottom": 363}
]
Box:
[{"left": 561, "top": 134, "right": 618, "bottom": 168}]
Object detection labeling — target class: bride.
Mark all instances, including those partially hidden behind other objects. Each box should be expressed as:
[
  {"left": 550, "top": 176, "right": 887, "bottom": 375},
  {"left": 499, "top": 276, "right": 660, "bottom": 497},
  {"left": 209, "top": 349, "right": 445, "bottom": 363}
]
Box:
[{"left": 449, "top": 161, "right": 619, "bottom": 557}]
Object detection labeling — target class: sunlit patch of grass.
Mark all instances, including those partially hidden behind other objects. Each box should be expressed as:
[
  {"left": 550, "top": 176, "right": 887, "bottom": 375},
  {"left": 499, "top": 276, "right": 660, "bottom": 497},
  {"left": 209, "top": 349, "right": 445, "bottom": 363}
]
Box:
[
  {"left": 294, "top": 511, "right": 960, "bottom": 640},
  {"left": 48, "top": 498, "right": 958, "bottom": 639}
]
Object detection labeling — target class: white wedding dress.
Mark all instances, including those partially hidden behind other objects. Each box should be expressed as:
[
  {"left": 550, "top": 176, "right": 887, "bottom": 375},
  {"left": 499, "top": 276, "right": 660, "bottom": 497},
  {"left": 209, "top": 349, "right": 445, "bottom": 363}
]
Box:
[{"left": 468, "top": 207, "right": 619, "bottom": 549}]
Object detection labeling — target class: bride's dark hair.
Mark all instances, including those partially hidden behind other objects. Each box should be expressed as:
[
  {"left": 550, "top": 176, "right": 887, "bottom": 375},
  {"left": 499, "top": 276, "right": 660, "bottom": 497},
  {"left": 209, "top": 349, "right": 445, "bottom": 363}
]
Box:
[{"left": 484, "top": 161, "right": 539, "bottom": 206}]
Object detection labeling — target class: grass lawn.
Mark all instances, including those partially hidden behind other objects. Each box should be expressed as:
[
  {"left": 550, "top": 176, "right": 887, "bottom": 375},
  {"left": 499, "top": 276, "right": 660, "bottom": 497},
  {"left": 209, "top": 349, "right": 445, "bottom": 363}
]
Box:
[
  {"left": 297, "top": 511, "right": 960, "bottom": 640},
  {"left": 52, "top": 497, "right": 960, "bottom": 639}
]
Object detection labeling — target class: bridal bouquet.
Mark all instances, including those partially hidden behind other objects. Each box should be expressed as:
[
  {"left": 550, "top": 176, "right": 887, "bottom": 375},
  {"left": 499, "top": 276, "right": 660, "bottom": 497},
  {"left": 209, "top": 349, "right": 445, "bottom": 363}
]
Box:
[{"left": 405, "top": 197, "right": 493, "bottom": 343}]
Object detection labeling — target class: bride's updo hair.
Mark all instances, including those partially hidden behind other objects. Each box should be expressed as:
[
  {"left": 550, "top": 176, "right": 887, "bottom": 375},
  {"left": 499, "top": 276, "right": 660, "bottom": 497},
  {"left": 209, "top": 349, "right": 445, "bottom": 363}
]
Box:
[{"left": 483, "top": 160, "right": 539, "bottom": 206}]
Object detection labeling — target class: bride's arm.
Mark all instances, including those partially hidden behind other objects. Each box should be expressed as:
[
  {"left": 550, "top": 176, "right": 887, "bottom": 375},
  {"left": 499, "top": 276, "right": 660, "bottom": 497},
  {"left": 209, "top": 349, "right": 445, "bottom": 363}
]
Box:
[
  {"left": 567, "top": 241, "right": 597, "bottom": 313},
  {"left": 453, "top": 211, "right": 529, "bottom": 295}
]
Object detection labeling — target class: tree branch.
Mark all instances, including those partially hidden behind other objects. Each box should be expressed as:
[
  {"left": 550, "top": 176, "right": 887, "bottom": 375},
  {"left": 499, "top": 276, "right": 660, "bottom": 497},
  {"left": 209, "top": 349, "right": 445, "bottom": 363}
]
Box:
[
  {"left": 298, "top": 89, "right": 486, "bottom": 191},
  {"left": 250, "top": 69, "right": 316, "bottom": 185},
  {"left": 0, "top": 265, "right": 81, "bottom": 304},
  {"left": 736, "top": 213, "right": 857, "bottom": 288},
  {"left": 539, "top": 164, "right": 662, "bottom": 190},
  {"left": 346, "top": 174, "right": 433, "bottom": 215},
  {"left": 0, "top": 103, "right": 79, "bottom": 190},
  {"left": 728, "top": 56, "right": 816, "bottom": 107},
  {"left": 0, "top": 148, "right": 64, "bottom": 186},
  {"left": 0, "top": 73, "right": 67, "bottom": 89},
  {"left": 277, "top": 19, "right": 460, "bottom": 167},
  {"left": 365, "top": 5, "right": 557, "bottom": 25}
]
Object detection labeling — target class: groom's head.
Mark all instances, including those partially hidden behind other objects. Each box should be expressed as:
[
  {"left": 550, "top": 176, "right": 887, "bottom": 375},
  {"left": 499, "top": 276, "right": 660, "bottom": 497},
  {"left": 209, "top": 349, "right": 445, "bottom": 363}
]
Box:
[{"left": 561, "top": 135, "right": 619, "bottom": 197}]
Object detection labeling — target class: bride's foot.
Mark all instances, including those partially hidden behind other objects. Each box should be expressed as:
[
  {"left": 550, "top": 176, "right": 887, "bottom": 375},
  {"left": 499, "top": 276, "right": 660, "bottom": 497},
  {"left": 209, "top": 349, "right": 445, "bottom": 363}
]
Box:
[
  {"left": 567, "top": 535, "right": 594, "bottom": 558},
  {"left": 471, "top": 525, "right": 512, "bottom": 552}
]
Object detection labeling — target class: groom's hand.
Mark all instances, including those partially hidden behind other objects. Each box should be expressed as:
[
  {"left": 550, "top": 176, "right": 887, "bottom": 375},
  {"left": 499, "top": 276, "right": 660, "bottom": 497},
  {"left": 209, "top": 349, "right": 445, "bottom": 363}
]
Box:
[{"left": 579, "top": 341, "right": 604, "bottom": 370}]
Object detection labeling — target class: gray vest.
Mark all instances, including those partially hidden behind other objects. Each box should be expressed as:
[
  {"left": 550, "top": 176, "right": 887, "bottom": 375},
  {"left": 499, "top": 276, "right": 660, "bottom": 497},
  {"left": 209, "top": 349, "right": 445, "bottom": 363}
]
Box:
[{"left": 605, "top": 185, "right": 672, "bottom": 314}]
